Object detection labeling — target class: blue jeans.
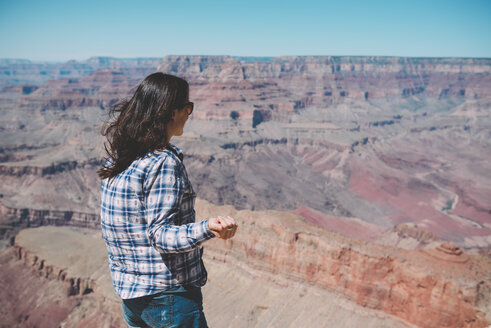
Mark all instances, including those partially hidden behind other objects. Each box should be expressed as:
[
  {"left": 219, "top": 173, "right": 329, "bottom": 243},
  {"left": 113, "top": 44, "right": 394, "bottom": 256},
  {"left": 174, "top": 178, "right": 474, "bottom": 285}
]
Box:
[{"left": 122, "top": 287, "right": 208, "bottom": 328}]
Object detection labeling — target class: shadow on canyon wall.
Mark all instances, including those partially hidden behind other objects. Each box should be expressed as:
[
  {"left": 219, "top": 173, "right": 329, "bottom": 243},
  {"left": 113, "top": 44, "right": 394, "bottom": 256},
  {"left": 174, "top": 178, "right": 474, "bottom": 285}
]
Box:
[{"left": 0, "top": 56, "right": 490, "bottom": 327}]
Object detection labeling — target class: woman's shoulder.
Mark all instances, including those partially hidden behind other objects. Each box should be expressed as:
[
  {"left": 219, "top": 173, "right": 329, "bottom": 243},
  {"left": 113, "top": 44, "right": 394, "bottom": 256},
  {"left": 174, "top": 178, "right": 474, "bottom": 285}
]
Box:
[{"left": 140, "top": 144, "right": 183, "bottom": 170}]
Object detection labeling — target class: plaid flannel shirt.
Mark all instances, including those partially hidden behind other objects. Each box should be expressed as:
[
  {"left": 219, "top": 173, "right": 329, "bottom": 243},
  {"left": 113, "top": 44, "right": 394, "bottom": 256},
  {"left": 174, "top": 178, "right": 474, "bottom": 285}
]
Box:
[{"left": 100, "top": 143, "right": 215, "bottom": 299}]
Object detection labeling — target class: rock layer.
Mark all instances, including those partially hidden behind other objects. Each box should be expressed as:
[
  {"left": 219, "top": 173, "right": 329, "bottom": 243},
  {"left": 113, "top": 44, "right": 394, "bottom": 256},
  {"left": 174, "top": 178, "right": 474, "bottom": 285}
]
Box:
[
  {"left": 0, "top": 55, "right": 490, "bottom": 326},
  {"left": 2, "top": 224, "right": 419, "bottom": 328},
  {"left": 1, "top": 199, "right": 490, "bottom": 327},
  {"left": 0, "top": 56, "right": 489, "bottom": 250},
  {"left": 196, "top": 199, "right": 490, "bottom": 328}
]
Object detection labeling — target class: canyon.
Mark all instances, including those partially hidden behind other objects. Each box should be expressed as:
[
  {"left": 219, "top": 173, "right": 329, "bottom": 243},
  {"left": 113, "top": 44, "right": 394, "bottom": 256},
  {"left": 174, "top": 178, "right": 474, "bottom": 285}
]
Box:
[
  {"left": 0, "top": 55, "right": 490, "bottom": 327},
  {"left": 2, "top": 199, "right": 489, "bottom": 327}
]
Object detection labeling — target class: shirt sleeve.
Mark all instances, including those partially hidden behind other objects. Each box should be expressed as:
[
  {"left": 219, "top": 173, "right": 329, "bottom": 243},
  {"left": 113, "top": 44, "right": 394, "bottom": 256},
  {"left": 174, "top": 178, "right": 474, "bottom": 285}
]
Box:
[{"left": 144, "top": 155, "right": 215, "bottom": 254}]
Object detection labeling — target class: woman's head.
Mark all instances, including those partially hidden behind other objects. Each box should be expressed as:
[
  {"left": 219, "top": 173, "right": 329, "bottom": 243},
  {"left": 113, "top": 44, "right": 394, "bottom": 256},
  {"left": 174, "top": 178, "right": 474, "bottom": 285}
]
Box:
[{"left": 98, "top": 72, "right": 190, "bottom": 179}]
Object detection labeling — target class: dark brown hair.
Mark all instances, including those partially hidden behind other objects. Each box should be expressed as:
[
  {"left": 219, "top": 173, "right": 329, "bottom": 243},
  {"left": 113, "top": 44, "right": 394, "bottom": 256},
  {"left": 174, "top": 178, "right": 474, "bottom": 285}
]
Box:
[{"left": 98, "top": 72, "right": 189, "bottom": 179}]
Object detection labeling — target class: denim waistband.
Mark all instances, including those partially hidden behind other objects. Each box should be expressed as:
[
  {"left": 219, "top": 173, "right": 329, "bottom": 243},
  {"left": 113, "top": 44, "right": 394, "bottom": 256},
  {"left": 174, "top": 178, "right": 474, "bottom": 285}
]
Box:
[{"left": 157, "top": 285, "right": 201, "bottom": 294}]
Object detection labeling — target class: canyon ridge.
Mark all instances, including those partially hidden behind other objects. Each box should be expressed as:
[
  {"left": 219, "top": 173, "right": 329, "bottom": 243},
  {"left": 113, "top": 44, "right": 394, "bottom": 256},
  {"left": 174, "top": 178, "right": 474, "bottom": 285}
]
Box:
[{"left": 0, "top": 56, "right": 490, "bottom": 327}]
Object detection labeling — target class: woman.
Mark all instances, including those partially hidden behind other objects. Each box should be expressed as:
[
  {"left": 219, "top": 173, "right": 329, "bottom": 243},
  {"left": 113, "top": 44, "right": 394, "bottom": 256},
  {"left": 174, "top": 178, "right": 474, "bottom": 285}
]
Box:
[{"left": 98, "top": 72, "right": 237, "bottom": 327}]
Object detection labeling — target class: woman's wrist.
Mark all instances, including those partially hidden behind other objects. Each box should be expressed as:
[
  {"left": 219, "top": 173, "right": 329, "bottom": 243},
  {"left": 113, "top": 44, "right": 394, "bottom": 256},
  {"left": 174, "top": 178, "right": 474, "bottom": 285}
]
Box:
[{"left": 204, "top": 219, "right": 216, "bottom": 238}]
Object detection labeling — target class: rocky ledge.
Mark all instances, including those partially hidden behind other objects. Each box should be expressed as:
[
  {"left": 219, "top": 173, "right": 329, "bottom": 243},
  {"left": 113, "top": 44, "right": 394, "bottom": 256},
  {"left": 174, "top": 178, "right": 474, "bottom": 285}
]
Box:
[
  {"left": 196, "top": 199, "right": 491, "bottom": 328},
  {"left": 0, "top": 227, "right": 123, "bottom": 328},
  {"left": 1, "top": 198, "right": 490, "bottom": 327},
  {"left": 2, "top": 225, "right": 417, "bottom": 328}
]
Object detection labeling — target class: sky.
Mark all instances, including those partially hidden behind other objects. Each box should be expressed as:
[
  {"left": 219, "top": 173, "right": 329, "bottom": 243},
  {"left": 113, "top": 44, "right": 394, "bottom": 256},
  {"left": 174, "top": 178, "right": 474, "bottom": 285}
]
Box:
[{"left": 0, "top": 0, "right": 490, "bottom": 62}]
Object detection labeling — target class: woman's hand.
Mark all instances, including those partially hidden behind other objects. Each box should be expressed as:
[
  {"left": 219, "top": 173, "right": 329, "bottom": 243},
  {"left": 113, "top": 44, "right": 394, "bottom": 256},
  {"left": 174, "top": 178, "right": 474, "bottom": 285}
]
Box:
[{"left": 208, "top": 216, "right": 238, "bottom": 240}]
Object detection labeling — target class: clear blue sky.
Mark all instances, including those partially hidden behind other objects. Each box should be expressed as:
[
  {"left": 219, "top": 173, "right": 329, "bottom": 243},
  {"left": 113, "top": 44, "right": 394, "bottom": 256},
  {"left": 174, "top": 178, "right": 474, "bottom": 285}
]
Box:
[{"left": 0, "top": 0, "right": 490, "bottom": 61}]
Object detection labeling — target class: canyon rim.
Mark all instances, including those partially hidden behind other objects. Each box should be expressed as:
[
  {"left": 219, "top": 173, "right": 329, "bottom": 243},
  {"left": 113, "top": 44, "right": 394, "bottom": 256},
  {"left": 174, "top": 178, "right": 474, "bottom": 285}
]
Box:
[{"left": 0, "top": 55, "right": 490, "bottom": 327}]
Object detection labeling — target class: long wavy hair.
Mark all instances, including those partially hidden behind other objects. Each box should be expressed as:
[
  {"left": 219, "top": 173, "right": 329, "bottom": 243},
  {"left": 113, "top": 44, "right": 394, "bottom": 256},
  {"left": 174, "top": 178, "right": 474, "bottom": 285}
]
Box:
[{"left": 98, "top": 72, "right": 189, "bottom": 179}]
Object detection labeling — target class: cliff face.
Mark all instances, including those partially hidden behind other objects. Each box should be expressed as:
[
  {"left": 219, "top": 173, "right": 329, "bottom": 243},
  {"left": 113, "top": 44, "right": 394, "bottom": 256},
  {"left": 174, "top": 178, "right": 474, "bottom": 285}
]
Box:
[
  {"left": 157, "top": 56, "right": 491, "bottom": 118},
  {"left": 0, "top": 201, "right": 99, "bottom": 248},
  {"left": 2, "top": 224, "right": 419, "bottom": 328},
  {"left": 0, "top": 206, "right": 88, "bottom": 228},
  {"left": 11, "top": 55, "right": 482, "bottom": 119},
  {"left": 1, "top": 55, "right": 490, "bottom": 248},
  {"left": 4, "top": 55, "right": 490, "bottom": 117},
  {"left": 0, "top": 55, "right": 490, "bottom": 326},
  {"left": 16, "top": 70, "right": 138, "bottom": 112},
  {"left": 196, "top": 199, "right": 490, "bottom": 328},
  {"left": 2, "top": 200, "right": 490, "bottom": 328},
  {"left": 0, "top": 57, "right": 160, "bottom": 87},
  {"left": 0, "top": 158, "right": 101, "bottom": 177},
  {"left": 0, "top": 231, "right": 124, "bottom": 328}
]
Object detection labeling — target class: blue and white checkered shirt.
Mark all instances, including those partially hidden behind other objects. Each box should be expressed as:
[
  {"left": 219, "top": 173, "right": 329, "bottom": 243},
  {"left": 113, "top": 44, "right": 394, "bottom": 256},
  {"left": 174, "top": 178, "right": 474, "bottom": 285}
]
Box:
[{"left": 100, "top": 143, "right": 215, "bottom": 299}]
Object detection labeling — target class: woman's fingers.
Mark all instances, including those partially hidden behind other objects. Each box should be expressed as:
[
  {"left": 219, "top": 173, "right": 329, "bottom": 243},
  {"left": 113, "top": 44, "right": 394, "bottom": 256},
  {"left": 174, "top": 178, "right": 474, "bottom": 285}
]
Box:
[
  {"left": 209, "top": 215, "right": 238, "bottom": 240},
  {"left": 208, "top": 217, "right": 226, "bottom": 238},
  {"left": 222, "top": 216, "right": 237, "bottom": 239}
]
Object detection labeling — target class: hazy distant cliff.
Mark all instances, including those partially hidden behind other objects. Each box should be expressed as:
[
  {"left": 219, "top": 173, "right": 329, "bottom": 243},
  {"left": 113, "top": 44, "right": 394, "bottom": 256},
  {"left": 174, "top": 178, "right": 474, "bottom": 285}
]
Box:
[
  {"left": 157, "top": 56, "right": 491, "bottom": 117},
  {"left": 0, "top": 55, "right": 490, "bottom": 249},
  {"left": 0, "top": 55, "right": 490, "bottom": 327}
]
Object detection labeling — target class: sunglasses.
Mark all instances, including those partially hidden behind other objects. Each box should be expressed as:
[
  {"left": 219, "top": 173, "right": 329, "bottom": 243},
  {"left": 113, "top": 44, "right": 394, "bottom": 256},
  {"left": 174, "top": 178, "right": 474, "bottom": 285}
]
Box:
[{"left": 183, "top": 102, "right": 194, "bottom": 115}]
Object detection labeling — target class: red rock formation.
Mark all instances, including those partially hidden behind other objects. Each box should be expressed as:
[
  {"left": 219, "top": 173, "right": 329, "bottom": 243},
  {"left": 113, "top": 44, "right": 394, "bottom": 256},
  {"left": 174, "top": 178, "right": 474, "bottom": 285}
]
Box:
[
  {"left": 1, "top": 55, "right": 490, "bottom": 251},
  {"left": 2, "top": 201, "right": 490, "bottom": 327},
  {"left": 0, "top": 201, "right": 99, "bottom": 229},
  {"left": 17, "top": 69, "right": 137, "bottom": 111},
  {"left": 196, "top": 200, "right": 491, "bottom": 328},
  {"left": 4, "top": 225, "right": 425, "bottom": 328},
  {"left": 155, "top": 56, "right": 491, "bottom": 119},
  {"left": 293, "top": 205, "right": 386, "bottom": 242},
  {"left": 0, "top": 56, "right": 489, "bottom": 327},
  {"left": 422, "top": 242, "right": 470, "bottom": 263},
  {"left": 0, "top": 245, "right": 124, "bottom": 328}
]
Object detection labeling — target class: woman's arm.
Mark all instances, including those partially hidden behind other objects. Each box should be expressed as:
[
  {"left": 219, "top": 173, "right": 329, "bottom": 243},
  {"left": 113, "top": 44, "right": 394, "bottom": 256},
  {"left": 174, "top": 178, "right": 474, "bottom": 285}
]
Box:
[{"left": 144, "top": 155, "right": 215, "bottom": 254}]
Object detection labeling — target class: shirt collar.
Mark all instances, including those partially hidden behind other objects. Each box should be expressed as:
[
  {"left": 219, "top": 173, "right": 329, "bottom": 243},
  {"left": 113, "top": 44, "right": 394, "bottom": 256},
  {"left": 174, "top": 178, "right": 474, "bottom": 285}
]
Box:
[{"left": 166, "top": 142, "right": 184, "bottom": 161}]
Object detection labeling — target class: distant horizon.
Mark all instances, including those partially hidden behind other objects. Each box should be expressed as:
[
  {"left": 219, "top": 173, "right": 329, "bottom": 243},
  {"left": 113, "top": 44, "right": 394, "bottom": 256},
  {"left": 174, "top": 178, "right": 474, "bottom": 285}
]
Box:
[{"left": 2, "top": 54, "right": 491, "bottom": 64}]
